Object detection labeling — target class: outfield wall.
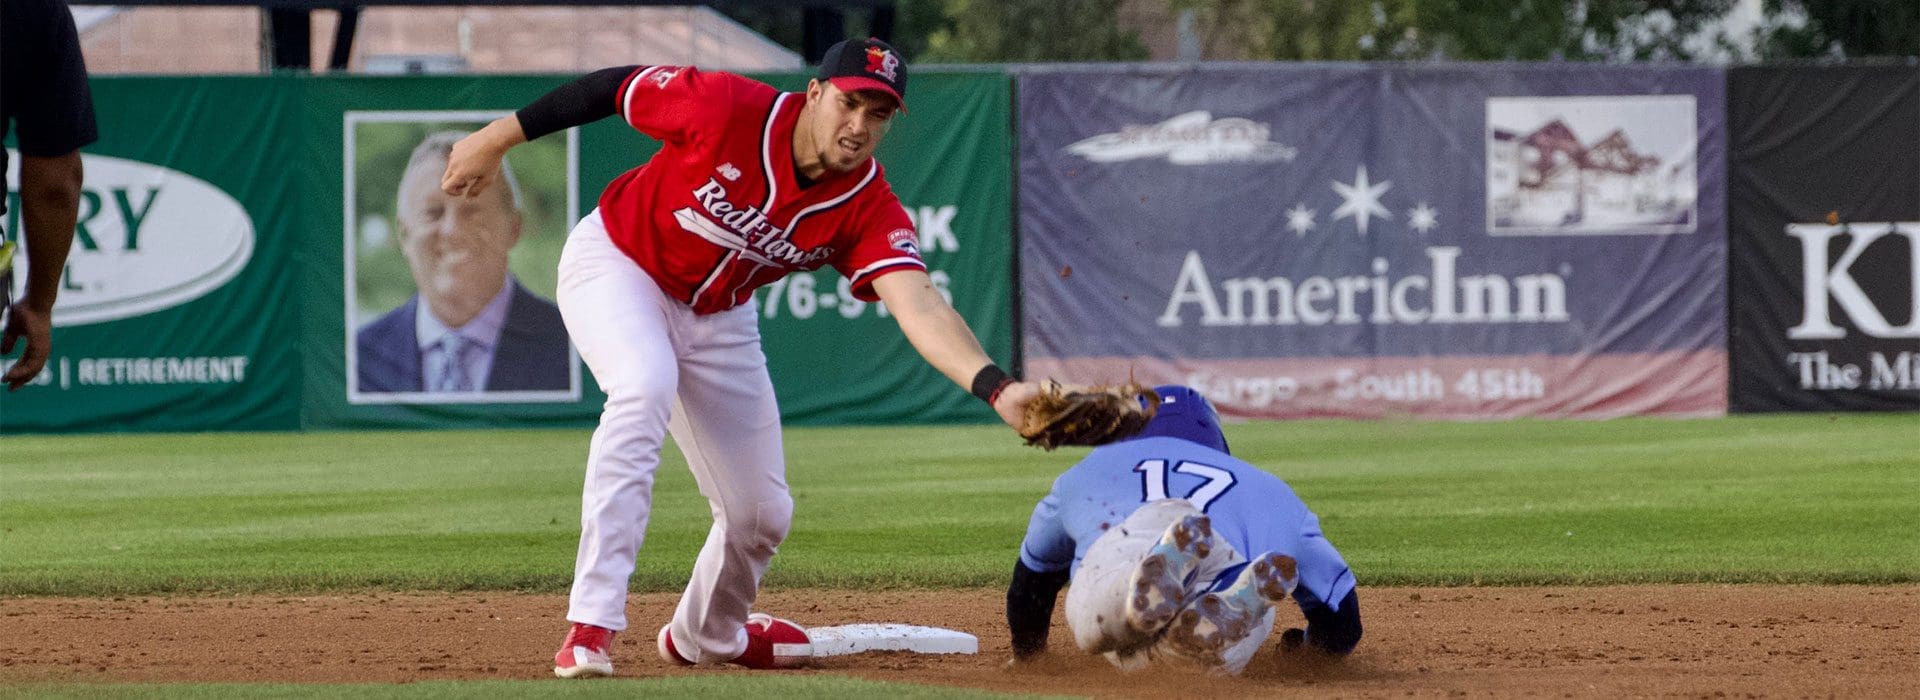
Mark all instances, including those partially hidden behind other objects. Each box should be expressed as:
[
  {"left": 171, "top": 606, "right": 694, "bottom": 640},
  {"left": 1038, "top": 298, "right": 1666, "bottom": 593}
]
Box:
[
  {"left": 3, "top": 64, "right": 1916, "bottom": 432},
  {"left": 1017, "top": 64, "right": 1727, "bottom": 419}
]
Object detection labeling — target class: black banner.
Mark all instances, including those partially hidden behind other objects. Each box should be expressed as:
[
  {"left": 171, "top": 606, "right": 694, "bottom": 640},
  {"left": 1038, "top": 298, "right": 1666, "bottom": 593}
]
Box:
[{"left": 1728, "top": 66, "right": 1920, "bottom": 411}]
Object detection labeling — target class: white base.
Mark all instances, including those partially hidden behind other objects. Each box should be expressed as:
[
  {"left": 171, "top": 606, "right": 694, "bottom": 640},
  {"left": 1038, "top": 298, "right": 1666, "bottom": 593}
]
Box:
[{"left": 806, "top": 623, "right": 979, "bottom": 656}]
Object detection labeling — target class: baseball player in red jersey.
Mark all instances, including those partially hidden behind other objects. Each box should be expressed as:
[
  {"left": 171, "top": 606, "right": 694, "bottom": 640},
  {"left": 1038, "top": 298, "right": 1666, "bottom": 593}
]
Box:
[{"left": 441, "top": 38, "right": 1042, "bottom": 678}]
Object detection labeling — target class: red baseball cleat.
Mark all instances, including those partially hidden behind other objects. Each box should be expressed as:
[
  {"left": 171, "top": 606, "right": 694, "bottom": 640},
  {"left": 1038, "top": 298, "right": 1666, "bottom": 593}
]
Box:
[
  {"left": 656, "top": 624, "right": 694, "bottom": 666},
  {"left": 553, "top": 622, "right": 616, "bottom": 679},
  {"left": 732, "top": 613, "right": 812, "bottom": 669}
]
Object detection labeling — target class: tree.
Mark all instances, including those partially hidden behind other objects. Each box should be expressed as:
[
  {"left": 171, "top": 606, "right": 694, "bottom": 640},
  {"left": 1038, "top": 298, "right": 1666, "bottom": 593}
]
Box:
[
  {"left": 921, "top": 0, "right": 1149, "bottom": 62},
  {"left": 1757, "top": 0, "right": 1920, "bottom": 59},
  {"left": 719, "top": 0, "right": 1138, "bottom": 64},
  {"left": 1169, "top": 0, "right": 1424, "bottom": 60},
  {"left": 889, "top": 0, "right": 958, "bottom": 62},
  {"left": 714, "top": 2, "right": 950, "bottom": 64},
  {"left": 1572, "top": 0, "right": 1739, "bottom": 61},
  {"left": 1417, "top": 0, "right": 1575, "bottom": 61},
  {"left": 1171, "top": 0, "right": 1736, "bottom": 62}
]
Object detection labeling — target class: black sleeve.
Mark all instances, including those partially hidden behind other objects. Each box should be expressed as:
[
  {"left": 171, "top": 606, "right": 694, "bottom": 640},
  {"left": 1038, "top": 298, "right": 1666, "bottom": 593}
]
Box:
[
  {"left": 1006, "top": 559, "right": 1071, "bottom": 658},
  {"left": 515, "top": 65, "right": 642, "bottom": 141},
  {"left": 1291, "top": 587, "right": 1362, "bottom": 656},
  {"left": 16, "top": 0, "right": 98, "bottom": 157}
]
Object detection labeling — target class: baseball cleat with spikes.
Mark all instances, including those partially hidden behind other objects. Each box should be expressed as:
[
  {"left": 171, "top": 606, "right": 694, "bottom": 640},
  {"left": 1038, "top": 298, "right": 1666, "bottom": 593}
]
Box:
[
  {"left": 734, "top": 613, "right": 812, "bottom": 669},
  {"left": 1157, "top": 551, "right": 1299, "bottom": 671},
  {"left": 553, "top": 622, "right": 616, "bottom": 678},
  {"left": 656, "top": 625, "right": 694, "bottom": 666},
  {"left": 1124, "top": 513, "right": 1214, "bottom": 640}
]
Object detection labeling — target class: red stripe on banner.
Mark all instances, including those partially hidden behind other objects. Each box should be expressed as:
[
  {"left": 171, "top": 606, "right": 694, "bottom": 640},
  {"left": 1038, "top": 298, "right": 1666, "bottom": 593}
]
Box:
[{"left": 1025, "top": 351, "right": 1727, "bottom": 420}]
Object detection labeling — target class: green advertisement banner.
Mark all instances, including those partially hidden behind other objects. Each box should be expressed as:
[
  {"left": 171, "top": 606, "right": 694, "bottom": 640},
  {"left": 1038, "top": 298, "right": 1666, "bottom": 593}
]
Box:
[
  {"left": 2, "top": 71, "right": 1011, "bottom": 433},
  {"left": 2, "top": 78, "right": 302, "bottom": 432}
]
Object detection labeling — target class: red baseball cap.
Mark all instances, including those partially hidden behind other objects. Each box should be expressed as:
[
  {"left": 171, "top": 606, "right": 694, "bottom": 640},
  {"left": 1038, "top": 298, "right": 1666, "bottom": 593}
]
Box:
[{"left": 819, "top": 37, "right": 908, "bottom": 112}]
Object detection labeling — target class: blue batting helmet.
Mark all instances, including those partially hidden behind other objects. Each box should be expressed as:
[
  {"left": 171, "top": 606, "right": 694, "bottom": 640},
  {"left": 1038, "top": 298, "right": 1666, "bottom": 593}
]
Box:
[{"left": 1134, "top": 385, "right": 1229, "bottom": 454}]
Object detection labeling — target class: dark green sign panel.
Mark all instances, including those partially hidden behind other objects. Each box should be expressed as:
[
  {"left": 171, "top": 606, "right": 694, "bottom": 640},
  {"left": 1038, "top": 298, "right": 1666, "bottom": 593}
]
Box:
[{"left": 2, "top": 78, "right": 302, "bottom": 432}]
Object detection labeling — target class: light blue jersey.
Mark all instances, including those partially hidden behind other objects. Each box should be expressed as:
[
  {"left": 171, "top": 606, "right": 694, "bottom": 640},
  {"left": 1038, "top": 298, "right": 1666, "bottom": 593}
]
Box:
[{"left": 1019, "top": 436, "right": 1357, "bottom": 612}]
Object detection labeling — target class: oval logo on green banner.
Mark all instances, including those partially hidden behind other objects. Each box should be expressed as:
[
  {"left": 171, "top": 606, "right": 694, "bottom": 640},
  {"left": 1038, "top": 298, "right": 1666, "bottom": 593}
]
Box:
[{"left": 6, "top": 152, "right": 255, "bottom": 327}]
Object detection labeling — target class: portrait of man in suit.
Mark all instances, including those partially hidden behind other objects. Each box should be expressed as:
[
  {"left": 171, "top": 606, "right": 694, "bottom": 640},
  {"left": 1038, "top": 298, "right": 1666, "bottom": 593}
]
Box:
[{"left": 353, "top": 130, "right": 572, "bottom": 398}]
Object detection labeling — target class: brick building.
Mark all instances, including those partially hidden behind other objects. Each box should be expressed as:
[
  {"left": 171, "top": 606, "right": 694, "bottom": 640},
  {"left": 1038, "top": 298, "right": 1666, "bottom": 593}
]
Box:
[{"left": 74, "top": 5, "right": 801, "bottom": 74}]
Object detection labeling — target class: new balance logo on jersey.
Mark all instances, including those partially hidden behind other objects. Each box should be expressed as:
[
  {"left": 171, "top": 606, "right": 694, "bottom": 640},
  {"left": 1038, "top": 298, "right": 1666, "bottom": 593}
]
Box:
[
  {"left": 717, "top": 163, "right": 742, "bottom": 181},
  {"left": 649, "top": 68, "right": 680, "bottom": 88},
  {"left": 675, "top": 178, "right": 833, "bottom": 267}
]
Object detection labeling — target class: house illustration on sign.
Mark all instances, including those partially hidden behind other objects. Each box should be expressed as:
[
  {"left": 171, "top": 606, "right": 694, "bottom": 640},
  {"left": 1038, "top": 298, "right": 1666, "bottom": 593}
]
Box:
[{"left": 1487, "top": 99, "right": 1697, "bottom": 235}]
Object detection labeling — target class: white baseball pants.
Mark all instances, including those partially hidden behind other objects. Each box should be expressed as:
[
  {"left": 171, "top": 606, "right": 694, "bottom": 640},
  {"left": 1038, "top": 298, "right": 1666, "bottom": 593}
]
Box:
[{"left": 557, "top": 209, "right": 791, "bottom": 663}]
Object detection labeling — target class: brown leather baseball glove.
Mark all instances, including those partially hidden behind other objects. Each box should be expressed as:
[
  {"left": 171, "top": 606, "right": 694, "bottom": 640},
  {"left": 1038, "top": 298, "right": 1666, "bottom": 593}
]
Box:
[{"left": 1018, "top": 381, "right": 1161, "bottom": 450}]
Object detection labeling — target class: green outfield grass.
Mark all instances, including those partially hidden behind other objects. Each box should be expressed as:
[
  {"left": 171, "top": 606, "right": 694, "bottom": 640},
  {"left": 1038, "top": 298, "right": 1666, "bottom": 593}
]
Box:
[{"left": 3, "top": 414, "right": 1918, "bottom": 596}]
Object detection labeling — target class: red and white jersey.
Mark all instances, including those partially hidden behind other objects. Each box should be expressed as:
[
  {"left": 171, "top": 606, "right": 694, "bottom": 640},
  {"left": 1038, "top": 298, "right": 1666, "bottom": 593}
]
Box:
[{"left": 596, "top": 65, "right": 925, "bottom": 315}]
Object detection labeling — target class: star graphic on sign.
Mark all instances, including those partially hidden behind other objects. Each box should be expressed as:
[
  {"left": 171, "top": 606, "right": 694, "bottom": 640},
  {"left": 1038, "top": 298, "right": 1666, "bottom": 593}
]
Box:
[
  {"left": 1407, "top": 201, "right": 1439, "bottom": 234},
  {"left": 1285, "top": 204, "right": 1317, "bottom": 237},
  {"left": 1331, "top": 166, "right": 1392, "bottom": 236}
]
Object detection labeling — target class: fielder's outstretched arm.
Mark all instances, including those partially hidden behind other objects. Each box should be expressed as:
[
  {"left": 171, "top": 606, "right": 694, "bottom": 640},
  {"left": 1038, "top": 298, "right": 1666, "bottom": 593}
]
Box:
[
  {"left": 442, "top": 66, "right": 639, "bottom": 197},
  {"left": 872, "top": 270, "right": 1040, "bottom": 428}
]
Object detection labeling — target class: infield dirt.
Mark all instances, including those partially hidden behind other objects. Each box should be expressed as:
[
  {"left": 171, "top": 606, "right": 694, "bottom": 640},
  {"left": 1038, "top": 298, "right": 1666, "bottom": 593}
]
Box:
[{"left": 3, "top": 585, "right": 1915, "bottom": 697}]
